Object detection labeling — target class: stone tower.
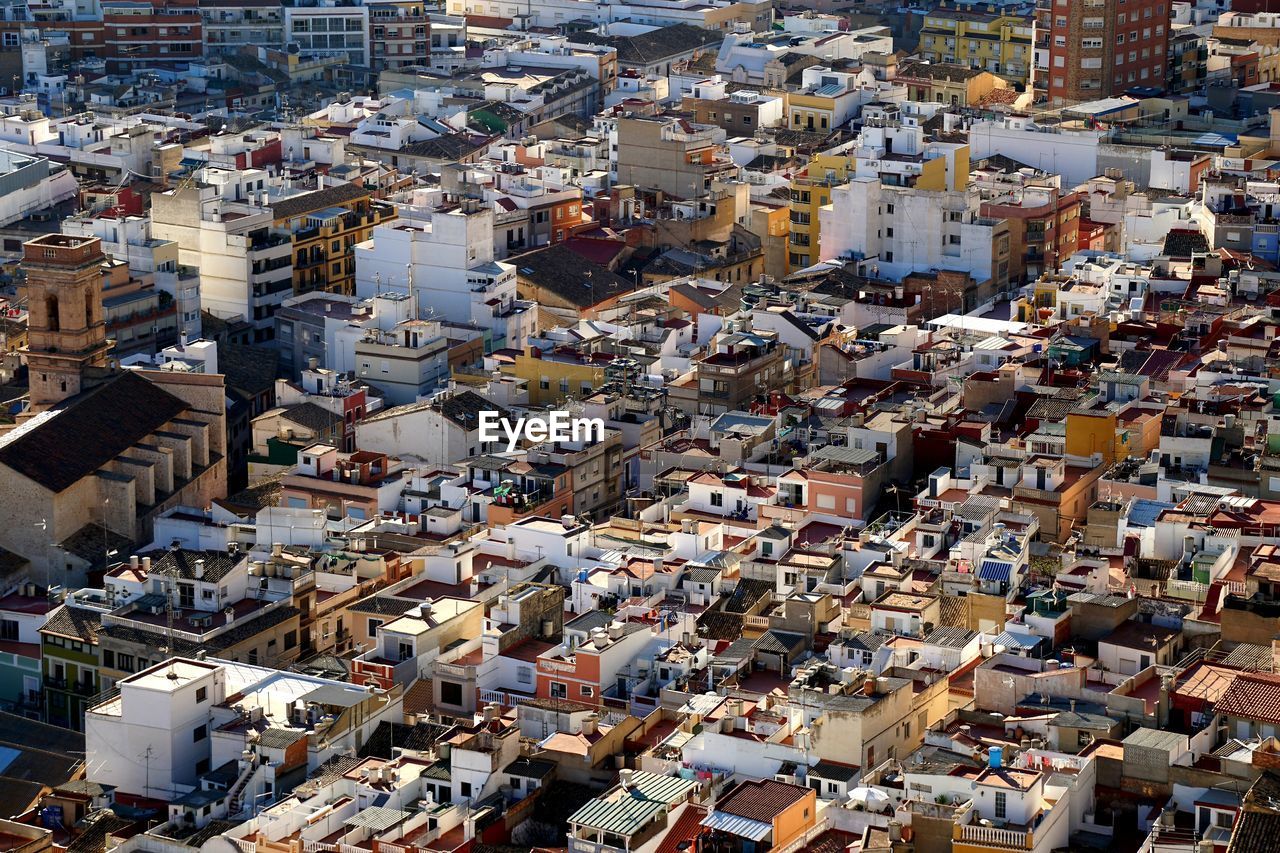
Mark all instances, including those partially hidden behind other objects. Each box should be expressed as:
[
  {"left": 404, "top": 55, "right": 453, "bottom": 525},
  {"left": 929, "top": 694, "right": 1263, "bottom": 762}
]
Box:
[{"left": 21, "top": 234, "right": 113, "bottom": 414}]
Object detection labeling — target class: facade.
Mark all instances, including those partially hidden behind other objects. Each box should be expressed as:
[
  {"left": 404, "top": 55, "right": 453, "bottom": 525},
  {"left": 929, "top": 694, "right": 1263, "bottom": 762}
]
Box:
[
  {"left": 20, "top": 234, "right": 113, "bottom": 414},
  {"left": 100, "top": 0, "right": 202, "bottom": 74},
  {"left": 151, "top": 185, "right": 294, "bottom": 342},
  {"left": 273, "top": 183, "right": 396, "bottom": 298},
  {"left": 919, "top": 6, "right": 1036, "bottom": 85},
  {"left": 199, "top": 0, "right": 283, "bottom": 56},
  {"left": 1042, "top": 0, "right": 1169, "bottom": 102}
]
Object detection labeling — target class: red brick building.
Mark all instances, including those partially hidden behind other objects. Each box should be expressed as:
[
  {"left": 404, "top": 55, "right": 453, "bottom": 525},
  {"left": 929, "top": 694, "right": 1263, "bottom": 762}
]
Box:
[
  {"left": 1041, "top": 0, "right": 1169, "bottom": 103},
  {"left": 101, "top": 0, "right": 202, "bottom": 74}
]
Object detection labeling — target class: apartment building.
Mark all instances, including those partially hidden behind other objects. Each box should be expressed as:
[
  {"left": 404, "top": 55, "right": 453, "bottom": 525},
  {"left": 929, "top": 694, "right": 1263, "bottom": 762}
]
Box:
[
  {"left": 151, "top": 185, "right": 294, "bottom": 342},
  {"left": 40, "top": 602, "right": 104, "bottom": 730},
  {"left": 354, "top": 200, "right": 536, "bottom": 353},
  {"left": 1042, "top": 0, "right": 1170, "bottom": 102},
  {"left": 62, "top": 212, "right": 203, "bottom": 340},
  {"left": 199, "top": 0, "right": 283, "bottom": 56},
  {"left": 281, "top": 444, "right": 410, "bottom": 520},
  {"left": 668, "top": 328, "right": 787, "bottom": 415},
  {"left": 614, "top": 115, "right": 738, "bottom": 201},
  {"left": 919, "top": 5, "right": 1036, "bottom": 85},
  {"left": 100, "top": 0, "right": 202, "bottom": 74},
  {"left": 821, "top": 178, "right": 1011, "bottom": 299},
  {"left": 681, "top": 76, "right": 784, "bottom": 132},
  {"left": 284, "top": 2, "right": 370, "bottom": 68},
  {"left": 367, "top": 0, "right": 430, "bottom": 71},
  {"left": 84, "top": 657, "right": 401, "bottom": 799},
  {"left": 274, "top": 182, "right": 397, "bottom": 298},
  {"left": 352, "top": 320, "right": 450, "bottom": 405}
]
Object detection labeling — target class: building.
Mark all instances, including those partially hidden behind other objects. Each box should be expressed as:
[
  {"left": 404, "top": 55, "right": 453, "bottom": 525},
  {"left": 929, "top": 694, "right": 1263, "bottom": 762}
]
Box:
[
  {"left": 614, "top": 115, "right": 738, "bottom": 201},
  {"left": 20, "top": 234, "right": 114, "bottom": 414},
  {"left": 919, "top": 5, "right": 1036, "bottom": 85},
  {"left": 84, "top": 657, "right": 402, "bottom": 800},
  {"left": 354, "top": 201, "right": 536, "bottom": 353},
  {"left": 199, "top": 0, "right": 284, "bottom": 56},
  {"left": 0, "top": 149, "right": 77, "bottom": 229},
  {"left": 284, "top": 2, "right": 370, "bottom": 68},
  {"left": 100, "top": 0, "right": 202, "bottom": 74},
  {"left": 367, "top": 0, "right": 431, "bottom": 71},
  {"left": 1042, "top": 0, "right": 1169, "bottom": 103},
  {"left": 40, "top": 602, "right": 104, "bottom": 730},
  {"left": 150, "top": 185, "right": 294, "bottom": 343},
  {"left": 273, "top": 182, "right": 396, "bottom": 298},
  {"left": 700, "top": 779, "right": 817, "bottom": 851}
]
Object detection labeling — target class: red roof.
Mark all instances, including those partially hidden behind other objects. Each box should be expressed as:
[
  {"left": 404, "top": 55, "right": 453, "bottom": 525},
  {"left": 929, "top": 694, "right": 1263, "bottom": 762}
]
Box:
[
  {"left": 715, "top": 779, "right": 810, "bottom": 822},
  {"left": 1215, "top": 672, "right": 1280, "bottom": 725}
]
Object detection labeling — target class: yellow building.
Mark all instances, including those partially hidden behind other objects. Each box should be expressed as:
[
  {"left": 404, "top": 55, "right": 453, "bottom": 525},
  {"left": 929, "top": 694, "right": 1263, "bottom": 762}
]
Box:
[
  {"left": 273, "top": 183, "right": 397, "bottom": 297},
  {"left": 919, "top": 7, "right": 1035, "bottom": 86},
  {"left": 1065, "top": 410, "right": 1129, "bottom": 465},
  {"left": 895, "top": 60, "right": 1011, "bottom": 107},
  {"left": 788, "top": 152, "right": 856, "bottom": 272},
  {"left": 500, "top": 347, "right": 608, "bottom": 406}
]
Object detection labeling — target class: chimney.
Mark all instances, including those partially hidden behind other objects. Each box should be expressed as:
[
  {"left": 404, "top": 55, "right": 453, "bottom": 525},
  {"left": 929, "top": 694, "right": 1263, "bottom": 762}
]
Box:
[
  {"left": 142, "top": 556, "right": 151, "bottom": 572},
  {"left": 581, "top": 714, "right": 599, "bottom": 736},
  {"left": 194, "top": 559, "right": 205, "bottom": 580},
  {"left": 863, "top": 675, "right": 876, "bottom": 696},
  {"left": 888, "top": 822, "right": 902, "bottom": 842}
]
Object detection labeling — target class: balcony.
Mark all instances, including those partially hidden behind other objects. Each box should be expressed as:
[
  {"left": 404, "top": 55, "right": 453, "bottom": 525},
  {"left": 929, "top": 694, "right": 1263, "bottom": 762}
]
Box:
[{"left": 955, "top": 823, "right": 1032, "bottom": 850}]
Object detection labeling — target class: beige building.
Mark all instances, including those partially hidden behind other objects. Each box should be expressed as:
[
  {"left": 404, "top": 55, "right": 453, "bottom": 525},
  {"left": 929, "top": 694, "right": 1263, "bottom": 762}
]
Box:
[
  {"left": 0, "top": 236, "right": 227, "bottom": 583},
  {"left": 614, "top": 116, "right": 739, "bottom": 201}
]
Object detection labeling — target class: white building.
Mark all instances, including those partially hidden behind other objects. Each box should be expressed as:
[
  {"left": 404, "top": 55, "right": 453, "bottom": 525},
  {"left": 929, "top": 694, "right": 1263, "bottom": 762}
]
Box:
[
  {"left": 354, "top": 201, "right": 535, "bottom": 352},
  {"left": 63, "top": 213, "right": 203, "bottom": 339},
  {"left": 151, "top": 185, "right": 293, "bottom": 341},
  {"left": 284, "top": 3, "right": 370, "bottom": 67},
  {"left": 819, "top": 176, "right": 1000, "bottom": 283},
  {"left": 0, "top": 148, "right": 77, "bottom": 227},
  {"left": 85, "top": 657, "right": 402, "bottom": 801}
]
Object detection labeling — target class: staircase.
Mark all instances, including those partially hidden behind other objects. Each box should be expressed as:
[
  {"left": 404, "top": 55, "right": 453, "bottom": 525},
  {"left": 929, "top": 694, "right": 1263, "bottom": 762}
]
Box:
[{"left": 227, "top": 758, "right": 258, "bottom": 815}]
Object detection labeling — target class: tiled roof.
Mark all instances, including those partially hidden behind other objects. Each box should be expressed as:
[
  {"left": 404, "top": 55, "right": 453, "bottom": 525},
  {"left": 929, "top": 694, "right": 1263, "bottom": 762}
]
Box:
[
  {"left": 715, "top": 779, "right": 810, "bottom": 822},
  {"left": 0, "top": 371, "right": 189, "bottom": 493},
  {"left": 271, "top": 182, "right": 369, "bottom": 221},
  {"left": 1216, "top": 672, "right": 1280, "bottom": 726},
  {"left": 143, "top": 548, "right": 244, "bottom": 584},
  {"left": 42, "top": 603, "right": 101, "bottom": 643}
]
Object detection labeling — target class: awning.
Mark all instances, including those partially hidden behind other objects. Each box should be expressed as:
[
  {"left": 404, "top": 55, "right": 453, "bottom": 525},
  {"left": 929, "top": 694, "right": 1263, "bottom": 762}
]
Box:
[{"left": 700, "top": 811, "right": 772, "bottom": 841}]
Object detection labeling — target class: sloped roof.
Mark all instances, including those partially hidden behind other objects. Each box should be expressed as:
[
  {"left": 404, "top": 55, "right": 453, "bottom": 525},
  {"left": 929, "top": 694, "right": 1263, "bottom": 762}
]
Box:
[
  {"left": 1216, "top": 672, "right": 1280, "bottom": 725},
  {"left": 0, "top": 371, "right": 188, "bottom": 493}
]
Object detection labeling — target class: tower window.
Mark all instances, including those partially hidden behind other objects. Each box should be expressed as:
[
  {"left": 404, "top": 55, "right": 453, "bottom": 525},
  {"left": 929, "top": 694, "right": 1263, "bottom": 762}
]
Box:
[
  {"left": 45, "top": 296, "right": 59, "bottom": 332},
  {"left": 85, "top": 290, "right": 93, "bottom": 326}
]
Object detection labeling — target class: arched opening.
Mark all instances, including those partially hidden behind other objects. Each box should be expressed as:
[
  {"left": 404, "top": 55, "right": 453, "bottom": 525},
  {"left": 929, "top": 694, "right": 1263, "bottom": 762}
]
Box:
[{"left": 45, "top": 296, "right": 59, "bottom": 332}]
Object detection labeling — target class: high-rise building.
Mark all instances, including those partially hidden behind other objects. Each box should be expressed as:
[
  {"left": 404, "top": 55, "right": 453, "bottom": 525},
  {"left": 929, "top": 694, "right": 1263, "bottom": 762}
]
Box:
[
  {"left": 21, "top": 234, "right": 112, "bottom": 414},
  {"left": 1041, "top": 0, "right": 1169, "bottom": 104}
]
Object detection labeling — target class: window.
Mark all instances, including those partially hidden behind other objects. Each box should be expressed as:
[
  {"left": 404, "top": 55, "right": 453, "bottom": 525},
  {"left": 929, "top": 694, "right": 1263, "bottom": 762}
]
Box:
[
  {"left": 581, "top": 685, "right": 594, "bottom": 697},
  {"left": 995, "top": 791, "right": 1007, "bottom": 819},
  {"left": 285, "top": 631, "right": 297, "bottom": 650},
  {"left": 0, "top": 619, "right": 15, "bottom": 641},
  {"left": 517, "top": 665, "right": 533, "bottom": 684},
  {"left": 710, "top": 492, "right": 724, "bottom": 507},
  {"left": 193, "top": 724, "right": 208, "bottom": 742},
  {"left": 439, "top": 680, "right": 463, "bottom": 706},
  {"left": 196, "top": 686, "right": 207, "bottom": 703},
  {"left": 550, "top": 681, "right": 567, "bottom": 699},
  {"left": 368, "top": 618, "right": 382, "bottom": 636},
  {"left": 102, "top": 650, "right": 115, "bottom": 668}
]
